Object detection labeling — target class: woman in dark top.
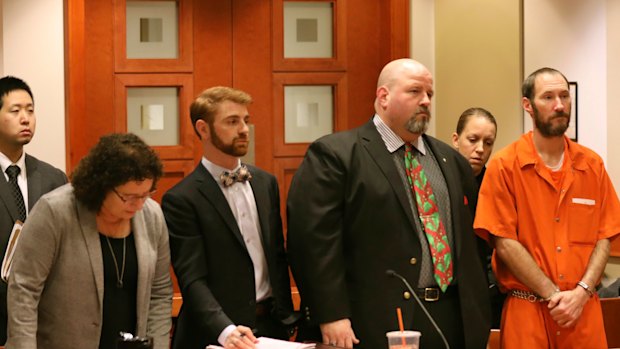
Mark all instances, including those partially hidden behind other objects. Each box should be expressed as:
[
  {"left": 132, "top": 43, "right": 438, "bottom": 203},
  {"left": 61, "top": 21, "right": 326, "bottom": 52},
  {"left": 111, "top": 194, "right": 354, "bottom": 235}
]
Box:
[
  {"left": 452, "top": 107, "right": 503, "bottom": 328},
  {"left": 7, "top": 133, "right": 172, "bottom": 349}
]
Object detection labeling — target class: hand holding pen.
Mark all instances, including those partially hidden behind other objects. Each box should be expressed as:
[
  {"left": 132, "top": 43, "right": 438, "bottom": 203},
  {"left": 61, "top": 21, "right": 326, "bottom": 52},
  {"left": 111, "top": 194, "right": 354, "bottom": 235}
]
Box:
[{"left": 224, "top": 326, "right": 258, "bottom": 349}]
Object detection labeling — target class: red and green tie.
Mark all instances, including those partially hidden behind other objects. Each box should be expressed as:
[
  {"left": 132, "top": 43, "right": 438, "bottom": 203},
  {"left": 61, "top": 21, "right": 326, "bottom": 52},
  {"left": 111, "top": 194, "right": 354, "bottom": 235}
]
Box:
[{"left": 404, "top": 143, "right": 453, "bottom": 292}]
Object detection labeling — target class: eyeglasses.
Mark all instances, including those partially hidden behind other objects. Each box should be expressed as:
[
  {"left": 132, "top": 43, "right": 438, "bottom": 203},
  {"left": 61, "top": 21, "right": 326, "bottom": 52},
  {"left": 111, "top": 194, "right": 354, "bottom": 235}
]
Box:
[{"left": 112, "top": 188, "right": 156, "bottom": 204}]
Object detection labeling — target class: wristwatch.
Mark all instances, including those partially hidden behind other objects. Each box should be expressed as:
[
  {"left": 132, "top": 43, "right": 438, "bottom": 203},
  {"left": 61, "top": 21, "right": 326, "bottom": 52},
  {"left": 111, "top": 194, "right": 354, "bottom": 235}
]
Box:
[{"left": 577, "top": 281, "right": 595, "bottom": 297}]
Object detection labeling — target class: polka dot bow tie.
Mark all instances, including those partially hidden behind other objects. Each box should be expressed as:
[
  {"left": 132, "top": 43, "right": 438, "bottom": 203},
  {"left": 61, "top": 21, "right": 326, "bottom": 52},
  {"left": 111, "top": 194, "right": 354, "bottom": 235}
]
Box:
[{"left": 220, "top": 165, "right": 252, "bottom": 187}]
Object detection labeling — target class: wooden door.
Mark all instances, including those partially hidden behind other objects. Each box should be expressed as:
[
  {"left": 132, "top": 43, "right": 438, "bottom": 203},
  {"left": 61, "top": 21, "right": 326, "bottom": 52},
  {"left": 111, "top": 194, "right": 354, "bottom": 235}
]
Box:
[
  {"left": 66, "top": 0, "right": 409, "bottom": 311},
  {"left": 66, "top": 0, "right": 408, "bottom": 197},
  {"left": 66, "top": 0, "right": 232, "bottom": 201}
]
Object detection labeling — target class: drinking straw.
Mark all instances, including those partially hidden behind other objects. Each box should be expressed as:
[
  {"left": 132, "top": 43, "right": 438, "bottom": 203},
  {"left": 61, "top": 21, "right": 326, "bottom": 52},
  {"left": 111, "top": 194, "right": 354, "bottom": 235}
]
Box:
[{"left": 397, "top": 307, "right": 406, "bottom": 346}]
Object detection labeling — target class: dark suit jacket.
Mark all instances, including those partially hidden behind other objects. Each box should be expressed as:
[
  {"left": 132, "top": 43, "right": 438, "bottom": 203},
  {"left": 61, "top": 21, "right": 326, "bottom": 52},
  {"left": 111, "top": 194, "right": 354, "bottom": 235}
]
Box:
[
  {"left": 287, "top": 121, "right": 491, "bottom": 349},
  {"left": 0, "top": 154, "right": 67, "bottom": 343},
  {"left": 162, "top": 163, "right": 295, "bottom": 349}
]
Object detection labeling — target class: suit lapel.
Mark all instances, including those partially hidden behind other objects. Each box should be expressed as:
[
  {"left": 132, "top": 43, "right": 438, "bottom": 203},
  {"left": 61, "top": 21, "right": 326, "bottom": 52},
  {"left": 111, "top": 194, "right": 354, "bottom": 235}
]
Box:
[
  {"left": 248, "top": 168, "right": 271, "bottom": 249},
  {"left": 0, "top": 173, "right": 19, "bottom": 222},
  {"left": 424, "top": 135, "right": 463, "bottom": 257},
  {"left": 193, "top": 165, "right": 247, "bottom": 248},
  {"left": 75, "top": 199, "right": 105, "bottom": 308},
  {"left": 25, "top": 154, "right": 42, "bottom": 210},
  {"left": 359, "top": 121, "right": 418, "bottom": 232}
]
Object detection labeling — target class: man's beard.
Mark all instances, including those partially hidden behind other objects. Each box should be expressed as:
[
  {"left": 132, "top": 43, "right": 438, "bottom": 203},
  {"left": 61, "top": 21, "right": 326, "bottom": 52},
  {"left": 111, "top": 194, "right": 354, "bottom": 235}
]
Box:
[
  {"left": 532, "top": 104, "right": 570, "bottom": 137},
  {"left": 210, "top": 126, "right": 248, "bottom": 157},
  {"left": 405, "top": 106, "right": 431, "bottom": 134}
]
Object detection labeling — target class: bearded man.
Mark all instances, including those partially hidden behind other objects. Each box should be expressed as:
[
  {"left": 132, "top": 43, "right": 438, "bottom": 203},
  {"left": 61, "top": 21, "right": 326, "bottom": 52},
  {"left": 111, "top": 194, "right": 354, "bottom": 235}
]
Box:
[
  {"left": 475, "top": 68, "right": 620, "bottom": 349},
  {"left": 162, "top": 86, "right": 297, "bottom": 349},
  {"left": 287, "top": 59, "right": 491, "bottom": 349}
]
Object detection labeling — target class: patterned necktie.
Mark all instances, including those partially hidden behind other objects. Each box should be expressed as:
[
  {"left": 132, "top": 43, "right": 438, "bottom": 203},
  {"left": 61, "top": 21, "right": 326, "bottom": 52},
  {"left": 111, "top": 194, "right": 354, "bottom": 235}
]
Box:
[
  {"left": 220, "top": 165, "right": 252, "bottom": 187},
  {"left": 404, "top": 143, "right": 453, "bottom": 292},
  {"left": 5, "top": 165, "right": 26, "bottom": 222}
]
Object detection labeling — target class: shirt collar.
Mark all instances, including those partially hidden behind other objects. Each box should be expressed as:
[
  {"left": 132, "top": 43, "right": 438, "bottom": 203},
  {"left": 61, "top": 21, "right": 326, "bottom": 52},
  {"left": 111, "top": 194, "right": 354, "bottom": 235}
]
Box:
[
  {"left": 516, "top": 131, "right": 587, "bottom": 171},
  {"left": 0, "top": 152, "right": 26, "bottom": 178},
  {"left": 201, "top": 157, "right": 242, "bottom": 183},
  {"left": 372, "top": 114, "right": 426, "bottom": 155}
]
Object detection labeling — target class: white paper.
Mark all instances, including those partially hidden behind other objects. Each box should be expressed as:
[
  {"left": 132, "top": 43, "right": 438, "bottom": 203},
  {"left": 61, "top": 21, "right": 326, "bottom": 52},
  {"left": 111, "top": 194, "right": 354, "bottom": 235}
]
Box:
[
  {"left": 1, "top": 221, "right": 23, "bottom": 282},
  {"left": 206, "top": 337, "right": 315, "bottom": 349}
]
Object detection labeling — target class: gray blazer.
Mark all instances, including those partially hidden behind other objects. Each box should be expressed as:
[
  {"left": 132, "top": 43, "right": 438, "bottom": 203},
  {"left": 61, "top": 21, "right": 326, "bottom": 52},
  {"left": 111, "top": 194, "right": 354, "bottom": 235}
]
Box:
[
  {"left": 5, "top": 184, "right": 172, "bottom": 349},
  {"left": 0, "top": 154, "right": 67, "bottom": 344}
]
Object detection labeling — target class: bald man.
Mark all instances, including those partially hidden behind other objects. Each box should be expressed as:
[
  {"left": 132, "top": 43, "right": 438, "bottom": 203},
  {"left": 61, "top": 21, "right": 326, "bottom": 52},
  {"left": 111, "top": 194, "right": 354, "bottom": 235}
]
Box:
[{"left": 287, "top": 59, "right": 491, "bottom": 349}]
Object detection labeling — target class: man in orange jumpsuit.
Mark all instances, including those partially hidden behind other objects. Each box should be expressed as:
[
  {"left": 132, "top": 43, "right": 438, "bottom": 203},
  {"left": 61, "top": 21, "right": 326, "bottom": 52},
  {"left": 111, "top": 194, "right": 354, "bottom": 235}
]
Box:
[{"left": 474, "top": 67, "right": 620, "bottom": 349}]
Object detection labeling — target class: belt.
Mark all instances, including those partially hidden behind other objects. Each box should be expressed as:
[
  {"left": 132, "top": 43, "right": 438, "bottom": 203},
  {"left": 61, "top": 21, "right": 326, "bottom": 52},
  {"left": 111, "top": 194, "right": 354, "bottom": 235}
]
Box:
[
  {"left": 414, "top": 286, "right": 458, "bottom": 302},
  {"left": 256, "top": 298, "right": 273, "bottom": 316},
  {"left": 509, "top": 289, "right": 546, "bottom": 302}
]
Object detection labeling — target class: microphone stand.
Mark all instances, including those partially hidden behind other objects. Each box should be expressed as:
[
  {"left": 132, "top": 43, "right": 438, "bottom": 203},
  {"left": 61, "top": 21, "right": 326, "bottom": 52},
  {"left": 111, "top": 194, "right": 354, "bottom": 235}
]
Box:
[{"left": 386, "top": 269, "right": 451, "bottom": 349}]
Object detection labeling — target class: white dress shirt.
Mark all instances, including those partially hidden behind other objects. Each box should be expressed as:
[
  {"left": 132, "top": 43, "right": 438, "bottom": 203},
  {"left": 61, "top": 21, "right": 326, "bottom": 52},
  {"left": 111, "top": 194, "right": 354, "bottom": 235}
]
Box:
[
  {"left": 201, "top": 157, "right": 272, "bottom": 345},
  {"left": 0, "top": 152, "right": 29, "bottom": 215}
]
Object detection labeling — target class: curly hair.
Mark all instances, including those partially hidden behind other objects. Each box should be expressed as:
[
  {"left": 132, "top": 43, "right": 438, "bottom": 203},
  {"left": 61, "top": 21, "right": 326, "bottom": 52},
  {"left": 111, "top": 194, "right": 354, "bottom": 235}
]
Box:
[
  {"left": 189, "top": 86, "right": 252, "bottom": 138},
  {"left": 71, "top": 133, "right": 163, "bottom": 212}
]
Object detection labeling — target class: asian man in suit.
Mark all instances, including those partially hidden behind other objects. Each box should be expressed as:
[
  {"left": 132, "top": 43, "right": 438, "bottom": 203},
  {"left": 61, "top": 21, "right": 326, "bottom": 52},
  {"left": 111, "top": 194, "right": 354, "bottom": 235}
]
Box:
[
  {"left": 0, "top": 76, "right": 67, "bottom": 343},
  {"left": 162, "top": 86, "right": 297, "bottom": 349},
  {"left": 287, "top": 59, "right": 491, "bottom": 349}
]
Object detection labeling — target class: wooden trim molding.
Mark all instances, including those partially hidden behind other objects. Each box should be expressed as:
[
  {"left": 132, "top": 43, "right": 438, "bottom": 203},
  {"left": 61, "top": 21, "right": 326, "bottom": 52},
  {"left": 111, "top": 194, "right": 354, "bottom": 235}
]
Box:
[
  {"left": 272, "top": 0, "right": 347, "bottom": 72},
  {"left": 272, "top": 72, "right": 347, "bottom": 157},
  {"left": 389, "top": 0, "right": 410, "bottom": 60},
  {"left": 611, "top": 239, "right": 620, "bottom": 257},
  {"left": 64, "top": 0, "right": 86, "bottom": 172},
  {"left": 273, "top": 157, "right": 303, "bottom": 235},
  {"left": 114, "top": 73, "right": 194, "bottom": 160},
  {"left": 113, "top": 0, "right": 193, "bottom": 73}
]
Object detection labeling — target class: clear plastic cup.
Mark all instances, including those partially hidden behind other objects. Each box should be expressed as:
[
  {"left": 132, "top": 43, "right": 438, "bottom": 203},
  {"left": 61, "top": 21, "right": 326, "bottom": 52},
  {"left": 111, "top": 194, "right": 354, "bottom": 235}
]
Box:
[{"left": 386, "top": 330, "right": 421, "bottom": 349}]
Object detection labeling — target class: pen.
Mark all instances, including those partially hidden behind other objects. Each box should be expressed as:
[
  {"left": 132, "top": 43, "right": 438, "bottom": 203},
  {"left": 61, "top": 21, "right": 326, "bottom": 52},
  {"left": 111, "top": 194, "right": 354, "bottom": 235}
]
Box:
[{"left": 239, "top": 328, "right": 258, "bottom": 338}]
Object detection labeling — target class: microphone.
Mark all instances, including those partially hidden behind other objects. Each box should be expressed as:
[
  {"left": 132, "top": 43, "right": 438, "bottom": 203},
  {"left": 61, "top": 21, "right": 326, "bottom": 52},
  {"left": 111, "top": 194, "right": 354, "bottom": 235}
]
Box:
[{"left": 386, "top": 269, "right": 451, "bottom": 349}]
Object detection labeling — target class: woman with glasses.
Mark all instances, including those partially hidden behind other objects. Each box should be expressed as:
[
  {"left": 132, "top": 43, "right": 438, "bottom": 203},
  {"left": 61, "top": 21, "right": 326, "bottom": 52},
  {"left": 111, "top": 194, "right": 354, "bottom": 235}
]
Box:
[{"left": 6, "top": 133, "right": 172, "bottom": 349}]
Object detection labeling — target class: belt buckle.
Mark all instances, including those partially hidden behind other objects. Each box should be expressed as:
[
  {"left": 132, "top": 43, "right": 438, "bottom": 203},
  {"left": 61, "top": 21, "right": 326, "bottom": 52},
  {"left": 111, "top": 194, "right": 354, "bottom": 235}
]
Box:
[{"left": 423, "top": 288, "right": 440, "bottom": 302}]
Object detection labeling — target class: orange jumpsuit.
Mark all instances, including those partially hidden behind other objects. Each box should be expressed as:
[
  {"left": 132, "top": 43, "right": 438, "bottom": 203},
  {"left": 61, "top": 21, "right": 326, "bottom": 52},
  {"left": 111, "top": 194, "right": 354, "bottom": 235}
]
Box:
[{"left": 474, "top": 132, "right": 620, "bottom": 349}]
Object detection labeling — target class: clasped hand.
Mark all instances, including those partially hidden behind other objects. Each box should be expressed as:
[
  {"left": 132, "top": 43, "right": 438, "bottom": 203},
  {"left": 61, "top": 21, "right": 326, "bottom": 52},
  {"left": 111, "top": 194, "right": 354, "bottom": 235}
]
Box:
[{"left": 547, "top": 287, "right": 590, "bottom": 328}]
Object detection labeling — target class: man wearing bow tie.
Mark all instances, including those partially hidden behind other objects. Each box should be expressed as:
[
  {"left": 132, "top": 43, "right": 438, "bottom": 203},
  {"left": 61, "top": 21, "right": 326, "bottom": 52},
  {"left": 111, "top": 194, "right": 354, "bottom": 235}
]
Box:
[{"left": 162, "top": 86, "right": 297, "bottom": 349}]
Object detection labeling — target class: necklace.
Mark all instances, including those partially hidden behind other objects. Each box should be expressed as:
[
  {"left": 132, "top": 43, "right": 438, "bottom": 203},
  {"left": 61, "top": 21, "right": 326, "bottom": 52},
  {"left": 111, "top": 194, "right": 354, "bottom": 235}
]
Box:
[{"left": 104, "top": 236, "right": 126, "bottom": 288}]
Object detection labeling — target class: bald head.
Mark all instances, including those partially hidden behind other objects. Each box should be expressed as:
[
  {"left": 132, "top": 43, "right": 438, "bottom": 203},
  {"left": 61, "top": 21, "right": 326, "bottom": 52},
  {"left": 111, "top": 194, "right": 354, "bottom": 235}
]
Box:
[
  {"left": 376, "top": 59, "right": 432, "bottom": 90},
  {"left": 374, "top": 58, "right": 434, "bottom": 142}
]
